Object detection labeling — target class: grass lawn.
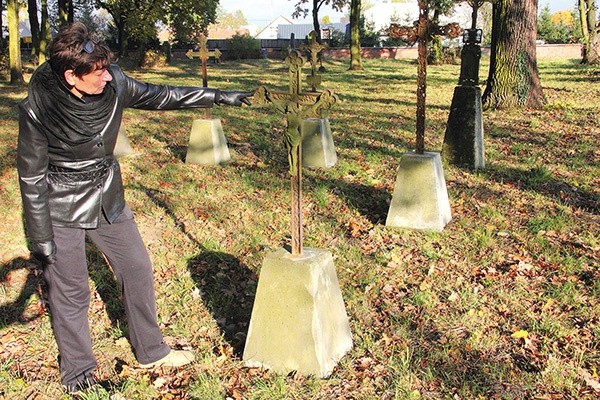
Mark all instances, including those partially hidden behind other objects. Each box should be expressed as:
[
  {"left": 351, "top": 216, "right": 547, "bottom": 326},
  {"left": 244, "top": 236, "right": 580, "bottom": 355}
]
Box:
[{"left": 0, "top": 55, "right": 598, "bottom": 399}]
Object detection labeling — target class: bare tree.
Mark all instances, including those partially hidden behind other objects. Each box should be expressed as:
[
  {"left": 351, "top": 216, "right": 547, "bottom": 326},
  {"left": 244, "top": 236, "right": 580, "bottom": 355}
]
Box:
[{"left": 482, "top": 0, "right": 546, "bottom": 109}]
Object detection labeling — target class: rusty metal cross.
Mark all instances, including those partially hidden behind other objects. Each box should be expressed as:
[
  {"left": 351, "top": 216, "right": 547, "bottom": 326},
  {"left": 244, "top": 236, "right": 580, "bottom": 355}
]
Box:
[
  {"left": 385, "top": 0, "right": 462, "bottom": 154},
  {"left": 254, "top": 50, "right": 337, "bottom": 255},
  {"left": 186, "top": 35, "right": 222, "bottom": 118},
  {"left": 300, "top": 31, "right": 328, "bottom": 92}
]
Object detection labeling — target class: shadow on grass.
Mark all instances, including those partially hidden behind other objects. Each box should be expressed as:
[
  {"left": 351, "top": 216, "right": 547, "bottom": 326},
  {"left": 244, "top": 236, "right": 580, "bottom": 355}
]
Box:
[
  {"left": 0, "top": 257, "right": 45, "bottom": 328},
  {"left": 0, "top": 246, "right": 129, "bottom": 342},
  {"left": 85, "top": 244, "right": 128, "bottom": 333},
  {"left": 187, "top": 251, "right": 257, "bottom": 357},
  {"left": 315, "top": 177, "right": 392, "bottom": 225},
  {"left": 481, "top": 163, "right": 599, "bottom": 214},
  {"left": 141, "top": 185, "right": 257, "bottom": 357}
]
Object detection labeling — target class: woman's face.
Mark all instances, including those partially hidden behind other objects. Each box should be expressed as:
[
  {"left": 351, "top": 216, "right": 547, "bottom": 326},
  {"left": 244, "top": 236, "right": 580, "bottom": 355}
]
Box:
[{"left": 66, "top": 66, "right": 113, "bottom": 97}]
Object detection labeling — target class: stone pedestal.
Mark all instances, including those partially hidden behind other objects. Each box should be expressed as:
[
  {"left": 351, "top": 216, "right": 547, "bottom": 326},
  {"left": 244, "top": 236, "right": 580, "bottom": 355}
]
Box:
[
  {"left": 114, "top": 126, "right": 133, "bottom": 158},
  {"left": 243, "top": 248, "right": 352, "bottom": 378},
  {"left": 301, "top": 118, "right": 337, "bottom": 168},
  {"left": 185, "top": 119, "right": 231, "bottom": 165},
  {"left": 386, "top": 151, "right": 452, "bottom": 231},
  {"left": 442, "top": 85, "right": 485, "bottom": 169}
]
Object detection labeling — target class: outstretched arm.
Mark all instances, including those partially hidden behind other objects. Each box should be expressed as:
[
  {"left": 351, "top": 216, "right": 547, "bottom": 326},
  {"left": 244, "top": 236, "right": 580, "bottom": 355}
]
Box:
[{"left": 215, "top": 90, "right": 254, "bottom": 106}]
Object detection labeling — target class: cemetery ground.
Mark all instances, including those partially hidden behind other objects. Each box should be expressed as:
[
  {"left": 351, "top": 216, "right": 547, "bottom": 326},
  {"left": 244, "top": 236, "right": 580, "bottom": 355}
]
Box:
[{"left": 0, "top": 56, "right": 598, "bottom": 400}]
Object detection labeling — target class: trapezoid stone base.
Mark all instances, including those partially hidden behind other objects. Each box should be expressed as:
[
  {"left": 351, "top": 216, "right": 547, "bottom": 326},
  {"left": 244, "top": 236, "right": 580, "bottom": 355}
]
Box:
[
  {"left": 243, "top": 248, "right": 352, "bottom": 378},
  {"left": 442, "top": 85, "right": 485, "bottom": 169},
  {"left": 385, "top": 151, "right": 452, "bottom": 231},
  {"left": 185, "top": 118, "right": 231, "bottom": 165},
  {"left": 114, "top": 126, "right": 134, "bottom": 158},
  {"left": 301, "top": 118, "right": 337, "bottom": 168}
]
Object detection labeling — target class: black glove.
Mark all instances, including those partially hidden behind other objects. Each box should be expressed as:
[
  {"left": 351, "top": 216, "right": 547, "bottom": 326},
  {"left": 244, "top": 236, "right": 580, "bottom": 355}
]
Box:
[
  {"left": 30, "top": 240, "right": 57, "bottom": 266},
  {"left": 215, "top": 90, "right": 254, "bottom": 106}
]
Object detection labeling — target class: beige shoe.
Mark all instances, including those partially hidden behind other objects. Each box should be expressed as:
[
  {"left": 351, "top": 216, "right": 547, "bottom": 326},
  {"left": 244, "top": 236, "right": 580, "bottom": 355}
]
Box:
[{"left": 139, "top": 350, "right": 195, "bottom": 369}]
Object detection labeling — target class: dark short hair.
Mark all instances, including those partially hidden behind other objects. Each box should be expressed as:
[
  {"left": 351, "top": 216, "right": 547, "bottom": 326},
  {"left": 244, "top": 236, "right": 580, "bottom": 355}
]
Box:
[{"left": 48, "top": 22, "right": 114, "bottom": 77}]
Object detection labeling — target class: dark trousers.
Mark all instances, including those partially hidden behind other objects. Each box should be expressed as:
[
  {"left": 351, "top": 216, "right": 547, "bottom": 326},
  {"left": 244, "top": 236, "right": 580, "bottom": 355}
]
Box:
[{"left": 43, "top": 205, "right": 170, "bottom": 387}]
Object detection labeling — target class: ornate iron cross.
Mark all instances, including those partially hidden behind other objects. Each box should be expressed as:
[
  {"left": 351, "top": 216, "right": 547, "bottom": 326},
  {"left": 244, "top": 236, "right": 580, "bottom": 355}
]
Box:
[
  {"left": 385, "top": 1, "right": 462, "bottom": 154},
  {"left": 254, "top": 50, "right": 337, "bottom": 255},
  {"left": 299, "top": 31, "right": 328, "bottom": 92},
  {"left": 186, "top": 35, "right": 222, "bottom": 118}
]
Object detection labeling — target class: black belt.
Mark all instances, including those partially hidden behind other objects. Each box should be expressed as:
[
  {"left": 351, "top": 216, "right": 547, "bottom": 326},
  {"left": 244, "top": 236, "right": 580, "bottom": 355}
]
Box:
[{"left": 48, "top": 158, "right": 113, "bottom": 184}]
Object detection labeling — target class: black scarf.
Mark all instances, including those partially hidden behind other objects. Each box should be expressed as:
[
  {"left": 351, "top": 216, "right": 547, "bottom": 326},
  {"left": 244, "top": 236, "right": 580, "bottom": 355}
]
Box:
[{"left": 28, "top": 62, "right": 117, "bottom": 146}]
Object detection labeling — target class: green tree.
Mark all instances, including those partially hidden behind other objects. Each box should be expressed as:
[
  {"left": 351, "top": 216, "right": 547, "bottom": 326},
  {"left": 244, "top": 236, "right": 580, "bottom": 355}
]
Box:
[
  {"left": 428, "top": 0, "right": 457, "bottom": 64},
  {"left": 217, "top": 9, "right": 248, "bottom": 29},
  {"left": 360, "top": 16, "right": 380, "bottom": 46},
  {"left": 482, "top": 0, "right": 546, "bottom": 109},
  {"left": 96, "top": 0, "right": 218, "bottom": 56},
  {"left": 162, "top": 0, "right": 219, "bottom": 42},
  {"left": 292, "top": 0, "right": 348, "bottom": 43},
  {"left": 537, "top": 5, "right": 571, "bottom": 43},
  {"left": 321, "top": 15, "right": 332, "bottom": 24}
]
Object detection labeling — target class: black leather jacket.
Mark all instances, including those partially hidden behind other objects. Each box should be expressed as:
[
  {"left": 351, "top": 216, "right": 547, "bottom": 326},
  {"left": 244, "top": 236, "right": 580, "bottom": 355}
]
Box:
[{"left": 17, "top": 64, "right": 218, "bottom": 248}]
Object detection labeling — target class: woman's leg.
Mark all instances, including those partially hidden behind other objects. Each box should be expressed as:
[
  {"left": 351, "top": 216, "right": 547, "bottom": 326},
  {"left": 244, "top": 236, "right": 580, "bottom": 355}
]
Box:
[
  {"left": 86, "top": 205, "right": 170, "bottom": 364},
  {"left": 43, "top": 225, "right": 97, "bottom": 389}
]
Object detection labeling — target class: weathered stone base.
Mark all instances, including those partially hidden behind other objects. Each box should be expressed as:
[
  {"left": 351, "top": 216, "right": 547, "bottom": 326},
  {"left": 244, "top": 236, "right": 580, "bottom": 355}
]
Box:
[
  {"left": 243, "top": 248, "right": 352, "bottom": 378},
  {"left": 386, "top": 151, "right": 452, "bottom": 231},
  {"left": 114, "top": 126, "right": 133, "bottom": 158},
  {"left": 442, "top": 85, "right": 485, "bottom": 169},
  {"left": 185, "top": 119, "right": 231, "bottom": 165},
  {"left": 301, "top": 118, "right": 337, "bottom": 168}
]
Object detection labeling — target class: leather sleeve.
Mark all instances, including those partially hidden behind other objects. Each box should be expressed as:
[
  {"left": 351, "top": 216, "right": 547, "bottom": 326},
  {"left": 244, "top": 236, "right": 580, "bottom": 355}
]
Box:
[
  {"left": 17, "top": 100, "right": 54, "bottom": 243},
  {"left": 110, "top": 65, "right": 219, "bottom": 110}
]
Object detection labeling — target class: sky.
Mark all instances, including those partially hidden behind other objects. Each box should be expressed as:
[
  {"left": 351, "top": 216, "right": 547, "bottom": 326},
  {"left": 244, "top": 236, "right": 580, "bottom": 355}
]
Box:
[{"left": 219, "top": 0, "right": 575, "bottom": 28}]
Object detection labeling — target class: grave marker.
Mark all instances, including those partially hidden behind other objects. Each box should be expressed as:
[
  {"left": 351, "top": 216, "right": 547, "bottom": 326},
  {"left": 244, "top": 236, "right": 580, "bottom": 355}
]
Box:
[
  {"left": 243, "top": 49, "right": 351, "bottom": 378},
  {"left": 185, "top": 35, "right": 230, "bottom": 165}
]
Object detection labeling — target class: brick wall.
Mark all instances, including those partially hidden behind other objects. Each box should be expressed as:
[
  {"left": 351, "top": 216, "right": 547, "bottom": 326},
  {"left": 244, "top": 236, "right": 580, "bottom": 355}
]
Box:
[{"left": 324, "top": 44, "right": 583, "bottom": 61}]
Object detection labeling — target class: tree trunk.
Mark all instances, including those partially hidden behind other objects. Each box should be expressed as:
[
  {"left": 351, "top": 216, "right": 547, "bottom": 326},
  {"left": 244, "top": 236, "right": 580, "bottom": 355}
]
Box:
[
  {"left": 58, "top": 0, "right": 71, "bottom": 25},
  {"left": 39, "top": 0, "right": 51, "bottom": 64},
  {"left": 0, "top": 1, "right": 5, "bottom": 49},
  {"left": 28, "top": 0, "right": 40, "bottom": 64},
  {"left": 578, "top": 0, "right": 589, "bottom": 57},
  {"left": 482, "top": 0, "right": 546, "bottom": 109},
  {"left": 312, "top": 0, "right": 322, "bottom": 43},
  {"left": 7, "top": 0, "right": 24, "bottom": 84},
  {"left": 349, "top": 0, "right": 363, "bottom": 70},
  {"left": 584, "top": 0, "right": 599, "bottom": 64}
]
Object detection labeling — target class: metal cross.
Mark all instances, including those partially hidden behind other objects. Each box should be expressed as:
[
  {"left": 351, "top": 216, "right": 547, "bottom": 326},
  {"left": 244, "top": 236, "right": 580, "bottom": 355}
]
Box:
[
  {"left": 254, "top": 50, "right": 337, "bottom": 256},
  {"left": 385, "top": 1, "right": 462, "bottom": 154},
  {"left": 299, "top": 31, "right": 328, "bottom": 92},
  {"left": 186, "top": 35, "right": 222, "bottom": 118}
]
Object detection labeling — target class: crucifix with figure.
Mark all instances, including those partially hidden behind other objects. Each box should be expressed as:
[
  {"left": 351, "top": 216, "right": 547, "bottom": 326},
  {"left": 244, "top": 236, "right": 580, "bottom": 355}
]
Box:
[
  {"left": 186, "top": 35, "right": 222, "bottom": 119},
  {"left": 299, "top": 31, "right": 328, "bottom": 92},
  {"left": 243, "top": 50, "right": 351, "bottom": 380},
  {"left": 254, "top": 50, "right": 337, "bottom": 255}
]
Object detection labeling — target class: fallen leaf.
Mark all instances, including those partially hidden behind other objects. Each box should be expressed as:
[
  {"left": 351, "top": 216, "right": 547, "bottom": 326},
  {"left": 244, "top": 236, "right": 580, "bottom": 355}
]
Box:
[{"left": 511, "top": 330, "right": 529, "bottom": 339}]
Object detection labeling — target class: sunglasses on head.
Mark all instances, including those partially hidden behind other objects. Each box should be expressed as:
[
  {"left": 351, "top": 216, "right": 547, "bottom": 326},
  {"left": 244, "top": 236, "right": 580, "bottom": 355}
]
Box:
[{"left": 83, "top": 40, "right": 94, "bottom": 54}]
